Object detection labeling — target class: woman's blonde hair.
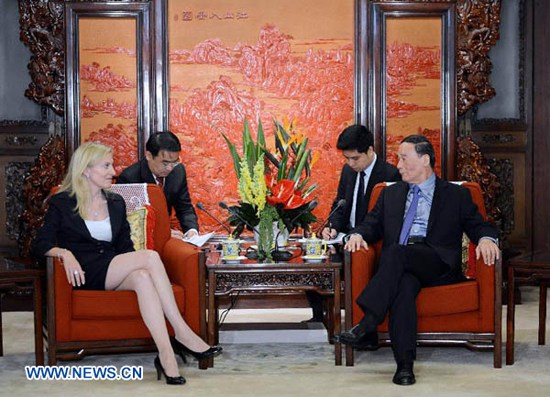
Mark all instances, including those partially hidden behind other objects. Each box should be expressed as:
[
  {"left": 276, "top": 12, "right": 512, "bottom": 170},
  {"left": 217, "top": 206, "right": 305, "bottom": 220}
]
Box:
[{"left": 58, "top": 142, "right": 113, "bottom": 219}]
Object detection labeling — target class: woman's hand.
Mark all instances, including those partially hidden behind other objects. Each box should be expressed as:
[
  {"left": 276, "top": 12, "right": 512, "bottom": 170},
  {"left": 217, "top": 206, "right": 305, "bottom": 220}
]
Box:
[{"left": 58, "top": 249, "right": 86, "bottom": 287}]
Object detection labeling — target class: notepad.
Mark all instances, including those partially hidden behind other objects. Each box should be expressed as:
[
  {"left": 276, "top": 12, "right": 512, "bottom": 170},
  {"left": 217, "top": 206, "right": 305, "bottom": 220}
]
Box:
[
  {"left": 323, "top": 232, "right": 346, "bottom": 245},
  {"left": 183, "top": 232, "right": 215, "bottom": 247}
]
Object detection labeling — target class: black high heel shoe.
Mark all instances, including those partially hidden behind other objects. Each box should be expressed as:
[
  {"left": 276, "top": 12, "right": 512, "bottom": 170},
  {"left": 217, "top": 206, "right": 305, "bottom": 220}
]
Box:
[
  {"left": 171, "top": 337, "right": 223, "bottom": 361},
  {"left": 154, "top": 356, "right": 186, "bottom": 385}
]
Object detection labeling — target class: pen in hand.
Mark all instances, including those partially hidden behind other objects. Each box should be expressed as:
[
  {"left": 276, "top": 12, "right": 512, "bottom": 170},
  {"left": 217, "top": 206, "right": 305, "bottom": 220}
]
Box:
[{"left": 328, "top": 222, "right": 337, "bottom": 239}]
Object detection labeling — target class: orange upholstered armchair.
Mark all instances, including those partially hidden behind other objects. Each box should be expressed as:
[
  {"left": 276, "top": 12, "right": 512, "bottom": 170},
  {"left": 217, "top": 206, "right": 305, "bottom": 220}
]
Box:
[
  {"left": 44, "top": 184, "right": 206, "bottom": 367},
  {"left": 344, "top": 181, "right": 502, "bottom": 368}
]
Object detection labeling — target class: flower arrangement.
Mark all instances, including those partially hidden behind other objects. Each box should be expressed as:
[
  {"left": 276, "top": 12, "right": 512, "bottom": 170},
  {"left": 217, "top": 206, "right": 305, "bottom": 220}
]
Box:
[{"left": 223, "top": 118, "right": 318, "bottom": 260}]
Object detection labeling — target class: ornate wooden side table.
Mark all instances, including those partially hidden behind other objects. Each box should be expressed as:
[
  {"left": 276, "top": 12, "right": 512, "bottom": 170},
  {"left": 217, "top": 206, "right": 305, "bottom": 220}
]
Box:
[
  {"left": 0, "top": 257, "right": 44, "bottom": 365},
  {"left": 201, "top": 250, "right": 343, "bottom": 366},
  {"left": 506, "top": 251, "right": 550, "bottom": 365}
]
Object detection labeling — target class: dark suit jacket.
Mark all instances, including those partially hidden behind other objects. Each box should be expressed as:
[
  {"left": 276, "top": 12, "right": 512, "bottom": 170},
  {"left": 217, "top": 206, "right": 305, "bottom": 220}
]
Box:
[
  {"left": 32, "top": 191, "right": 135, "bottom": 290},
  {"left": 352, "top": 177, "right": 499, "bottom": 273},
  {"left": 328, "top": 158, "right": 401, "bottom": 233},
  {"left": 117, "top": 159, "right": 199, "bottom": 232}
]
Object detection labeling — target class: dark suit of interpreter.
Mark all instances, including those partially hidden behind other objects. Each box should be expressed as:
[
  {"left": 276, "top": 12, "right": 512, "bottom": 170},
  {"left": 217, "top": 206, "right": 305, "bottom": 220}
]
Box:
[
  {"left": 117, "top": 159, "right": 199, "bottom": 233},
  {"left": 329, "top": 159, "right": 401, "bottom": 233},
  {"left": 351, "top": 177, "right": 498, "bottom": 360},
  {"left": 32, "top": 191, "right": 134, "bottom": 290}
]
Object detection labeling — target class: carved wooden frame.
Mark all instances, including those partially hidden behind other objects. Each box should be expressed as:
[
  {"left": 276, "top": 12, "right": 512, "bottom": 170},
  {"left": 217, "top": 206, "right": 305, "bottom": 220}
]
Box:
[
  {"left": 64, "top": 1, "right": 153, "bottom": 159},
  {"left": 362, "top": 1, "right": 456, "bottom": 179}
]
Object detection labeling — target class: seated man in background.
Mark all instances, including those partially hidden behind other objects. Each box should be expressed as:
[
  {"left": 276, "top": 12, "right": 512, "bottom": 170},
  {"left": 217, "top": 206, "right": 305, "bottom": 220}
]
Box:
[
  {"left": 118, "top": 131, "right": 199, "bottom": 239},
  {"left": 305, "top": 125, "right": 400, "bottom": 324},
  {"left": 335, "top": 135, "right": 499, "bottom": 386},
  {"left": 321, "top": 124, "right": 401, "bottom": 240}
]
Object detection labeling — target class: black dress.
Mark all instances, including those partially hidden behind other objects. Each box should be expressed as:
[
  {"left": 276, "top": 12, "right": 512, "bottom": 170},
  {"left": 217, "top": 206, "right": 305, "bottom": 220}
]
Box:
[{"left": 32, "top": 190, "right": 135, "bottom": 290}]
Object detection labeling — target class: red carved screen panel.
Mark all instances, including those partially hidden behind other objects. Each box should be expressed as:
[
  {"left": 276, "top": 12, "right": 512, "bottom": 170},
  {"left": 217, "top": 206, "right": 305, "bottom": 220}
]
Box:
[
  {"left": 370, "top": 2, "right": 456, "bottom": 179},
  {"left": 167, "top": 0, "right": 355, "bottom": 232},
  {"left": 65, "top": 3, "right": 153, "bottom": 172},
  {"left": 78, "top": 17, "right": 138, "bottom": 174},
  {"left": 385, "top": 17, "right": 442, "bottom": 175}
]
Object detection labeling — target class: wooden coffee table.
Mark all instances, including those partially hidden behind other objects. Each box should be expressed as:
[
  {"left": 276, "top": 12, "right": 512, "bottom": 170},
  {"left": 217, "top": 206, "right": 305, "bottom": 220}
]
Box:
[
  {"left": 506, "top": 251, "right": 550, "bottom": 365},
  {"left": 0, "top": 257, "right": 44, "bottom": 365},
  {"left": 201, "top": 250, "right": 343, "bottom": 365}
]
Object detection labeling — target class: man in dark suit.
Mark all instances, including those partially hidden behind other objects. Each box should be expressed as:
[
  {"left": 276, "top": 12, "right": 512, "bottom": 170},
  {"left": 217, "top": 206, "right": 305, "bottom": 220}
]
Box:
[
  {"left": 305, "top": 125, "right": 400, "bottom": 325},
  {"left": 321, "top": 124, "right": 401, "bottom": 240},
  {"left": 336, "top": 135, "right": 500, "bottom": 386},
  {"left": 117, "top": 131, "right": 199, "bottom": 238}
]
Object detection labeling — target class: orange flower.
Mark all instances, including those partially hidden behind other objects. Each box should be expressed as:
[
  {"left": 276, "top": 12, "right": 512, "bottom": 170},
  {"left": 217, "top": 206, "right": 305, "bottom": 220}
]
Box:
[
  {"left": 266, "top": 179, "right": 312, "bottom": 210},
  {"left": 310, "top": 150, "right": 320, "bottom": 169},
  {"left": 285, "top": 191, "right": 308, "bottom": 209},
  {"left": 266, "top": 179, "right": 294, "bottom": 206}
]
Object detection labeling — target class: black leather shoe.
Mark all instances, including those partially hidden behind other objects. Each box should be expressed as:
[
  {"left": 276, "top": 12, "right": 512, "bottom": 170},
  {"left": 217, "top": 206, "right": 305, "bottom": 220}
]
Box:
[
  {"left": 334, "top": 323, "right": 370, "bottom": 347},
  {"left": 355, "top": 330, "right": 379, "bottom": 351},
  {"left": 392, "top": 363, "right": 416, "bottom": 386}
]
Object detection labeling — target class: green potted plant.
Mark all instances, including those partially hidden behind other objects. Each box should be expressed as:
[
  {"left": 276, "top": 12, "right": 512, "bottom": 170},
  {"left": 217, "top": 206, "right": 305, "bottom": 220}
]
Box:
[{"left": 222, "top": 117, "right": 318, "bottom": 260}]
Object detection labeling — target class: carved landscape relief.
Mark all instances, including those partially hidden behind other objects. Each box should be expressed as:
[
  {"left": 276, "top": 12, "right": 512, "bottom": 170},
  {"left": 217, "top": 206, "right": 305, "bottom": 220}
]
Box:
[
  {"left": 384, "top": 17, "right": 442, "bottom": 176},
  {"left": 17, "top": 0, "right": 504, "bottom": 242},
  {"left": 167, "top": 0, "right": 355, "bottom": 231},
  {"left": 78, "top": 18, "right": 138, "bottom": 174}
]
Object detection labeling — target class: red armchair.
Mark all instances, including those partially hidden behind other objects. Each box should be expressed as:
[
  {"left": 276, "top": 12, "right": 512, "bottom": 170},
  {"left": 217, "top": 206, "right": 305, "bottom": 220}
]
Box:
[
  {"left": 44, "top": 184, "right": 207, "bottom": 366},
  {"left": 344, "top": 181, "right": 502, "bottom": 368}
]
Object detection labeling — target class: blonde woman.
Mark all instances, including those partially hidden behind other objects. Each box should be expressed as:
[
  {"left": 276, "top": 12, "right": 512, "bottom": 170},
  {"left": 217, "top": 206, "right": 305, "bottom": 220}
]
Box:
[{"left": 33, "top": 142, "right": 221, "bottom": 385}]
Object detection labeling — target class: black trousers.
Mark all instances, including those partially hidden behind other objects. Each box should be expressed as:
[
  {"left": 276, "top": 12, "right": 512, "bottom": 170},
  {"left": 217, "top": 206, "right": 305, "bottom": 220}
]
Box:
[{"left": 356, "top": 243, "right": 454, "bottom": 362}]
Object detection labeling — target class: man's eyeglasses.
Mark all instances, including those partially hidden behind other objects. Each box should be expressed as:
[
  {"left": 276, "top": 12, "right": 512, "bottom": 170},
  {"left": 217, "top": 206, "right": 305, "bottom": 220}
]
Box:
[{"left": 161, "top": 160, "right": 179, "bottom": 169}]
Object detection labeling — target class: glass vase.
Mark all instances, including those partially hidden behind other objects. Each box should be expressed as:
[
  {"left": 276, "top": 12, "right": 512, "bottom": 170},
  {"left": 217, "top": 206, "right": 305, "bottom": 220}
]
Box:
[{"left": 254, "top": 221, "right": 289, "bottom": 260}]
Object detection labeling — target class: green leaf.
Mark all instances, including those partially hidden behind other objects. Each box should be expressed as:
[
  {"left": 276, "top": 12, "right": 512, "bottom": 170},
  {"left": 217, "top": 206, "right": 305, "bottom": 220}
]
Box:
[
  {"left": 245, "top": 140, "right": 255, "bottom": 173},
  {"left": 277, "top": 120, "right": 290, "bottom": 141},
  {"left": 263, "top": 149, "right": 280, "bottom": 168},
  {"left": 257, "top": 119, "right": 266, "bottom": 158},
  {"left": 297, "top": 177, "right": 310, "bottom": 191},
  {"left": 242, "top": 117, "right": 251, "bottom": 145},
  {"left": 278, "top": 156, "right": 288, "bottom": 180},
  {"left": 287, "top": 166, "right": 295, "bottom": 181},
  {"left": 241, "top": 118, "right": 260, "bottom": 174},
  {"left": 293, "top": 147, "right": 310, "bottom": 185},
  {"left": 292, "top": 139, "right": 307, "bottom": 172},
  {"left": 221, "top": 133, "right": 241, "bottom": 178},
  {"left": 274, "top": 127, "right": 286, "bottom": 155},
  {"left": 302, "top": 183, "right": 318, "bottom": 198},
  {"left": 304, "top": 152, "right": 312, "bottom": 177}
]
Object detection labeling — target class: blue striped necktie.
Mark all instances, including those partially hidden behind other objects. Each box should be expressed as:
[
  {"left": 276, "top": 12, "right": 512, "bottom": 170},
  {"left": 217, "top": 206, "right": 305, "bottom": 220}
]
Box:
[{"left": 399, "top": 185, "right": 420, "bottom": 245}]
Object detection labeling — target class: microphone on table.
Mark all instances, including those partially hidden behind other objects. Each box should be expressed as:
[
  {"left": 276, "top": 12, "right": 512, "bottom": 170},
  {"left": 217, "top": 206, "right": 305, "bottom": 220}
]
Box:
[
  {"left": 196, "top": 202, "right": 232, "bottom": 235},
  {"left": 315, "top": 199, "right": 346, "bottom": 236},
  {"left": 219, "top": 202, "right": 257, "bottom": 232}
]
